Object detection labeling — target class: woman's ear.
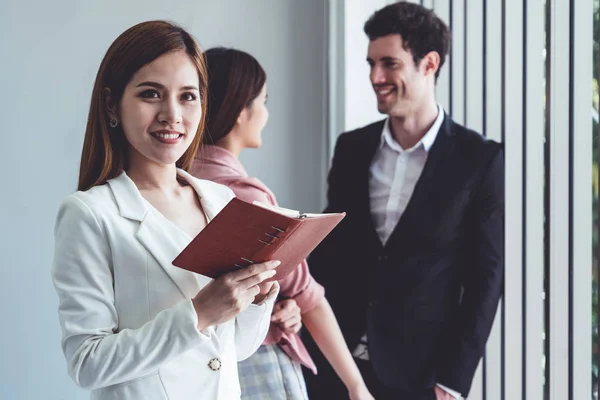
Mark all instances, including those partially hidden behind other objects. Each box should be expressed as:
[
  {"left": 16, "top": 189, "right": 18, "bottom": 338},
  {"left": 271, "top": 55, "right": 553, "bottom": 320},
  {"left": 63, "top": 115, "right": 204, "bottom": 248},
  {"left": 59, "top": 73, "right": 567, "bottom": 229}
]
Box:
[
  {"left": 104, "top": 88, "right": 118, "bottom": 120},
  {"left": 236, "top": 107, "right": 249, "bottom": 126}
]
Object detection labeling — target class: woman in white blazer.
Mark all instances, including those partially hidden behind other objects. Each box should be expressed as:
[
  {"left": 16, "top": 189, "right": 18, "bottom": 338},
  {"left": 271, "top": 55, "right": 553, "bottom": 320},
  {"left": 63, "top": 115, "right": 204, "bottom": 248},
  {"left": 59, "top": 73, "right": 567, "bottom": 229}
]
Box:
[{"left": 51, "top": 21, "right": 280, "bottom": 400}]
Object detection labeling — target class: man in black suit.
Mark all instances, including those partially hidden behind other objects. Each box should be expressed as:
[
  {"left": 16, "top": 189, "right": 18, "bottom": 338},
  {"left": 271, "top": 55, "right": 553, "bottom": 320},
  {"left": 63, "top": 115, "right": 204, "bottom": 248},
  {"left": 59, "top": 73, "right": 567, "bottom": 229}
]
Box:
[{"left": 303, "top": 2, "right": 504, "bottom": 400}]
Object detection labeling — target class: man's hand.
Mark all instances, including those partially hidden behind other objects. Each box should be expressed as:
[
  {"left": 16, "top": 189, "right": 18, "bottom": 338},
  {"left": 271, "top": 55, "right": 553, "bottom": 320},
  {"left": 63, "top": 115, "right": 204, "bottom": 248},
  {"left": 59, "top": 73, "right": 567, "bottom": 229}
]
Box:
[{"left": 434, "top": 386, "right": 459, "bottom": 400}]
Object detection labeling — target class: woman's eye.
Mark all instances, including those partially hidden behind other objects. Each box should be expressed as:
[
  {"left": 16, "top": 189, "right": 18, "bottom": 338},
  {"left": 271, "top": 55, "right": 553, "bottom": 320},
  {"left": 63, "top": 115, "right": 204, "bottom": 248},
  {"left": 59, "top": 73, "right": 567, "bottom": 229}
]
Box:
[
  {"left": 181, "top": 92, "right": 197, "bottom": 101},
  {"left": 140, "top": 90, "right": 160, "bottom": 99}
]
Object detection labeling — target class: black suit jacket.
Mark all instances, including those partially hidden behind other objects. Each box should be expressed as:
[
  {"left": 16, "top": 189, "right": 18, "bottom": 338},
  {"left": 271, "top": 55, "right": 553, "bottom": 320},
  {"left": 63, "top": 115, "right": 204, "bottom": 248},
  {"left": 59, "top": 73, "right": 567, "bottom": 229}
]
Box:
[{"left": 305, "top": 115, "right": 504, "bottom": 397}]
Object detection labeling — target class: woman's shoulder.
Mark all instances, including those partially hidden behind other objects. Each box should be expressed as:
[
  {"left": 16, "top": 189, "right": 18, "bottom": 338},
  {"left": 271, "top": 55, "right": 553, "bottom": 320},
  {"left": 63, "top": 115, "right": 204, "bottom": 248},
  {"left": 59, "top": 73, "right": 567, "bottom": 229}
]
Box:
[
  {"left": 229, "top": 175, "right": 268, "bottom": 191},
  {"left": 187, "top": 168, "right": 267, "bottom": 196},
  {"left": 63, "top": 184, "right": 116, "bottom": 213},
  {"left": 225, "top": 176, "right": 275, "bottom": 204},
  {"left": 55, "top": 184, "right": 118, "bottom": 231}
]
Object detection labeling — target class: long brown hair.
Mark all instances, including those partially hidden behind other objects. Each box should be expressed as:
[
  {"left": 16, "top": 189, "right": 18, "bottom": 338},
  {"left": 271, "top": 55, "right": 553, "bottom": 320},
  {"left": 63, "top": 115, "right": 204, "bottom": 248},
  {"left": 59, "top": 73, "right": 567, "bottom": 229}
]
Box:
[
  {"left": 202, "top": 47, "right": 266, "bottom": 144},
  {"left": 78, "top": 21, "right": 208, "bottom": 191}
]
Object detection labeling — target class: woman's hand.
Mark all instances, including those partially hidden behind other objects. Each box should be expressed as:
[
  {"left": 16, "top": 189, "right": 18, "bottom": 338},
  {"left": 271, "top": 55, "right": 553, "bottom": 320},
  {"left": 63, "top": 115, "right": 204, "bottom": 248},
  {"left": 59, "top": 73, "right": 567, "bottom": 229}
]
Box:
[
  {"left": 192, "top": 260, "right": 280, "bottom": 330},
  {"left": 348, "top": 383, "right": 375, "bottom": 400},
  {"left": 271, "top": 298, "right": 302, "bottom": 333},
  {"left": 252, "top": 279, "right": 277, "bottom": 305}
]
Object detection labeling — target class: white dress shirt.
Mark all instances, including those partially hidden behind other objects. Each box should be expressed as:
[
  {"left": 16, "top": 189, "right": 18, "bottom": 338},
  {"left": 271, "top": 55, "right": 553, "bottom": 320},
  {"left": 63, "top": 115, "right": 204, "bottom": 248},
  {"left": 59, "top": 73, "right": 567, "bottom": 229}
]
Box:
[
  {"left": 352, "top": 106, "right": 462, "bottom": 399},
  {"left": 369, "top": 109, "right": 442, "bottom": 245}
]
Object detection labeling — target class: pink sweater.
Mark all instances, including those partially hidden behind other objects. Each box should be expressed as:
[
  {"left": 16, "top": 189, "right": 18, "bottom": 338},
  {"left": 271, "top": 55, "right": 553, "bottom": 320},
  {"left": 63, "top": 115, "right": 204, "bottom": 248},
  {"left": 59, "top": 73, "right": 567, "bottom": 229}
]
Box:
[{"left": 190, "top": 145, "right": 323, "bottom": 374}]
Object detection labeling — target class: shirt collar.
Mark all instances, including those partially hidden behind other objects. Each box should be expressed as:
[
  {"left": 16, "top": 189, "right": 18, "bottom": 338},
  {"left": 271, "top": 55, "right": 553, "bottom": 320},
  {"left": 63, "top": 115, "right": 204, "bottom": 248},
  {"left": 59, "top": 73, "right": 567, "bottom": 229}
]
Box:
[{"left": 379, "top": 104, "right": 445, "bottom": 153}]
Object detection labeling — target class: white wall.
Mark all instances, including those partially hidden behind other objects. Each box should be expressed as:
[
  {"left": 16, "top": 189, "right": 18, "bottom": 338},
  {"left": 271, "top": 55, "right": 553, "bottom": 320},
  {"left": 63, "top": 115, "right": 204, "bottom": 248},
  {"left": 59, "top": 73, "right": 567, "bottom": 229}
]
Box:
[
  {"left": 0, "top": 1, "right": 327, "bottom": 398},
  {"left": 342, "top": 0, "right": 391, "bottom": 131}
]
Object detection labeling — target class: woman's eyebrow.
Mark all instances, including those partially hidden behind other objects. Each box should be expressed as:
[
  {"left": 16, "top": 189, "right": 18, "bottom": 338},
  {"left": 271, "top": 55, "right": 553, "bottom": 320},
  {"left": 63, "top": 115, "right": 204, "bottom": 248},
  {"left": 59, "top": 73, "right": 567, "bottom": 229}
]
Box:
[{"left": 136, "top": 81, "right": 199, "bottom": 91}]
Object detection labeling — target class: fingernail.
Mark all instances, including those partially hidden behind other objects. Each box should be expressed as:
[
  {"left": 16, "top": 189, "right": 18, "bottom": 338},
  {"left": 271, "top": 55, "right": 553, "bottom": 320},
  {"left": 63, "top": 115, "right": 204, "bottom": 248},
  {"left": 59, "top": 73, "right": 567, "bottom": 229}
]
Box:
[
  {"left": 270, "top": 260, "right": 281, "bottom": 267},
  {"left": 268, "top": 270, "right": 277, "bottom": 276}
]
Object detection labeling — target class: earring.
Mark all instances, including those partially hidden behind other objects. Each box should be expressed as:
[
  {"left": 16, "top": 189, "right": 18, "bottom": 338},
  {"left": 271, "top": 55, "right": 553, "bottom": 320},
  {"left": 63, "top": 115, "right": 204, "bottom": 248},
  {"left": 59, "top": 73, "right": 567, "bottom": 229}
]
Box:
[{"left": 109, "top": 117, "right": 118, "bottom": 128}]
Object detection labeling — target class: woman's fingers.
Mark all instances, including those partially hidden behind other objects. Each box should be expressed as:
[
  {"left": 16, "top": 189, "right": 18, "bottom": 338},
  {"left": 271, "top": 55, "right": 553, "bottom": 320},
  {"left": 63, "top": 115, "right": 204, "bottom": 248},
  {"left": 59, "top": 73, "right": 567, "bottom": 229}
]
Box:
[
  {"left": 286, "top": 321, "right": 302, "bottom": 333},
  {"left": 249, "top": 284, "right": 261, "bottom": 298},
  {"left": 271, "top": 300, "right": 300, "bottom": 322},
  {"left": 239, "top": 269, "right": 277, "bottom": 290},
  {"left": 281, "top": 314, "right": 302, "bottom": 332},
  {"left": 227, "top": 260, "right": 280, "bottom": 282}
]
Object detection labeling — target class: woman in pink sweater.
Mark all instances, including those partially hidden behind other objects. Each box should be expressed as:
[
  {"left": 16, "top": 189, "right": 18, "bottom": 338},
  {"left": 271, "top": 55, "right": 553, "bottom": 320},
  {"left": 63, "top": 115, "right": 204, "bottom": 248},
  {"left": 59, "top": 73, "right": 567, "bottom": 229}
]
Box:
[{"left": 190, "top": 48, "right": 373, "bottom": 400}]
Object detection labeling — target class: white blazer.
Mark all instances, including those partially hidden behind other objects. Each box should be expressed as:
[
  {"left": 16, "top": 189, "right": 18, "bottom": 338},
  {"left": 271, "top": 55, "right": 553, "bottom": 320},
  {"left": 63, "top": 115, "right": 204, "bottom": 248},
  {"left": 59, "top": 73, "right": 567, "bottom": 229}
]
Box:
[{"left": 51, "top": 169, "right": 278, "bottom": 400}]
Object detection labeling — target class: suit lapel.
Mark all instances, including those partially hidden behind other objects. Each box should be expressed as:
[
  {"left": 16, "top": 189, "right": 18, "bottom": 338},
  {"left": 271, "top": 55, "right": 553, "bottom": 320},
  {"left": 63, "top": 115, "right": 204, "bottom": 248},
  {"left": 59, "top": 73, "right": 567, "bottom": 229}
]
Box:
[
  {"left": 356, "top": 121, "right": 387, "bottom": 251},
  {"left": 384, "top": 115, "right": 457, "bottom": 247},
  {"left": 107, "top": 171, "right": 206, "bottom": 299},
  {"left": 177, "top": 169, "right": 224, "bottom": 223},
  {"left": 135, "top": 214, "right": 204, "bottom": 298}
]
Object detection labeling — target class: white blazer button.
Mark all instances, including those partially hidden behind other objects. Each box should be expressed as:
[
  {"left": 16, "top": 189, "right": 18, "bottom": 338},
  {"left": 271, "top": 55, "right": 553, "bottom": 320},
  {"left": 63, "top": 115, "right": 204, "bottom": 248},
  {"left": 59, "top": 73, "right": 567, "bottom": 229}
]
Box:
[{"left": 208, "top": 358, "right": 222, "bottom": 371}]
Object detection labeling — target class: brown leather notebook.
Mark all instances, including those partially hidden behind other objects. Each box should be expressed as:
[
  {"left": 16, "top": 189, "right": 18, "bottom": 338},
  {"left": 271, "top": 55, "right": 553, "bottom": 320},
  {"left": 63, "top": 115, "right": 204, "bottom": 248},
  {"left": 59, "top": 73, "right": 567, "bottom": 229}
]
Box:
[{"left": 172, "top": 197, "right": 345, "bottom": 280}]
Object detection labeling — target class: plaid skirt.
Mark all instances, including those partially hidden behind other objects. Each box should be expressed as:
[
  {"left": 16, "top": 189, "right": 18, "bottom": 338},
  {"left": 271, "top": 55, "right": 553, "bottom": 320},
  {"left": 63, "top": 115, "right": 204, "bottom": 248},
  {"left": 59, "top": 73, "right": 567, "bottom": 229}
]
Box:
[{"left": 238, "top": 344, "right": 309, "bottom": 400}]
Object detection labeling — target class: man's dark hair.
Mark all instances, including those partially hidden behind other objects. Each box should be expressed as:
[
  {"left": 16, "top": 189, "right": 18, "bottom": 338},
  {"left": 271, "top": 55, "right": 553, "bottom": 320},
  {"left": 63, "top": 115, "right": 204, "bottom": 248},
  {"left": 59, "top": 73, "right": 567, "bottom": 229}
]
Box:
[{"left": 364, "top": 1, "right": 451, "bottom": 80}]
